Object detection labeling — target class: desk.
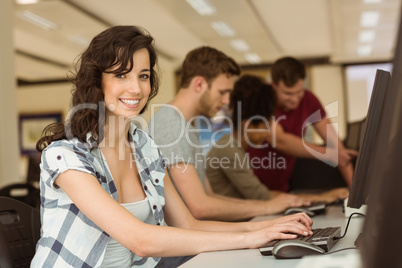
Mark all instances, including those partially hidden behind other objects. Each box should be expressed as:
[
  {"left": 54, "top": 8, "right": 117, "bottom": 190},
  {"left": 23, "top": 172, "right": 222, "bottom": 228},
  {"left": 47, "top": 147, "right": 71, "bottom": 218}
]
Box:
[{"left": 180, "top": 205, "right": 364, "bottom": 268}]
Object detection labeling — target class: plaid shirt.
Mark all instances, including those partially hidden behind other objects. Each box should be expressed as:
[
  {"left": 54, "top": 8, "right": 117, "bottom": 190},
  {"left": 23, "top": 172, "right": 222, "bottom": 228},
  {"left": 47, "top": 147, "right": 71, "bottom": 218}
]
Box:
[{"left": 31, "top": 123, "right": 166, "bottom": 268}]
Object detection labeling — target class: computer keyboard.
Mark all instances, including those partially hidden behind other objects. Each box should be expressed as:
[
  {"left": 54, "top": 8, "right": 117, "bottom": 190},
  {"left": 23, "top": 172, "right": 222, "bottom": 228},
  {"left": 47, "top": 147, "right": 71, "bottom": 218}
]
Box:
[{"left": 259, "top": 226, "right": 341, "bottom": 256}]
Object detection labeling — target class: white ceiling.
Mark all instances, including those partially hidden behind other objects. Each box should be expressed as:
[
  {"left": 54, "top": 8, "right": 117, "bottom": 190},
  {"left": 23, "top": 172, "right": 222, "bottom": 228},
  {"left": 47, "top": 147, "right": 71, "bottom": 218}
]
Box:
[{"left": 12, "top": 0, "right": 402, "bottom": 83}]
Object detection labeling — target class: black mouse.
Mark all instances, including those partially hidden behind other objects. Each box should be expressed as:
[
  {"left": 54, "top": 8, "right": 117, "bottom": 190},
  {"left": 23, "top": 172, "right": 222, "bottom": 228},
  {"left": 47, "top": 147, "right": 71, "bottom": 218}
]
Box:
[
  {"left": 283, "top": 207, "right": 315, "bottom": 217},
  {"left": 272, "top": 240, "right": 325, "bottom": 259}
]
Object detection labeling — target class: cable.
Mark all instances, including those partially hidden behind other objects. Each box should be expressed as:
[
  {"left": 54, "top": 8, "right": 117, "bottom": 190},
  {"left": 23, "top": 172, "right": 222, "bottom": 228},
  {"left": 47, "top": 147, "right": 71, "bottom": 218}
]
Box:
[
  {"left": 333, "top": 212, "right": 366, "bottom": 240},
  {"left": 320, "top": 213, "right": 365, "bottom": 256},
  {"left": 324, "top": 247, "right": 358, "bottom": 255}
]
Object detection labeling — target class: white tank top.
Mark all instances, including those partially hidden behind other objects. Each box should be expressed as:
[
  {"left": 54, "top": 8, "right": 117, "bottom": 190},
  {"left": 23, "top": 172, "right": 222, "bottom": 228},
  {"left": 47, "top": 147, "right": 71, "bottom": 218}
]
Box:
[{"left": 101, "top": 198, "right": 155, "bottom": 268}]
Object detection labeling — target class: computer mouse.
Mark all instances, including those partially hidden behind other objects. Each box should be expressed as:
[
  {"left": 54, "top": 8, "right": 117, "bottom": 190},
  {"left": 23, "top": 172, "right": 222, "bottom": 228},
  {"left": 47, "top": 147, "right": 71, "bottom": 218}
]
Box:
[
  {"left": 272, "top": 240, "right": 325, "bottom": 259},
  {"left": 284, "top": 207, "right": 315, "bottom": 217}
]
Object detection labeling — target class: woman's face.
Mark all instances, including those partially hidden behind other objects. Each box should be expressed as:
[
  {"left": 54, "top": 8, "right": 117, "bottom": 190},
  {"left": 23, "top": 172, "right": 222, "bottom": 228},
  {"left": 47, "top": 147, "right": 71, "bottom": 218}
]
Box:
[{"left": 102, "top": 48, "right": 151, "bottom": 120}]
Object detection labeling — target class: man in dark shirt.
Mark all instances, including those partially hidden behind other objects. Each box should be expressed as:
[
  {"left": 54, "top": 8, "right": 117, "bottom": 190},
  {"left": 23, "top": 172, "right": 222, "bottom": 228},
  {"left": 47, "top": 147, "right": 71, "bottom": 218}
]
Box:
[{"left": 248, "top": 57, "right": 357, "bottom": 192}]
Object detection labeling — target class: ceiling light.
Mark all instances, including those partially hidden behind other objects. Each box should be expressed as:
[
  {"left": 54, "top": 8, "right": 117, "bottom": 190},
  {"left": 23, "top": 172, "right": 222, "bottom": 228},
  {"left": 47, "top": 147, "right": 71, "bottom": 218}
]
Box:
[
  {"left": 17, "top": 10, "right": 58, "bottom": 30},
  {"left": 357, "top": 45, "right": 373, "bottom": 56},
  {"left": 68, "top": 34, "right": 91, "bottom": 47},
  {"left": 211, "top": 21, "right": 235, "bottom": 37},
  {"left": 245, "top": 53, "right": 261, "bottom": 64},
  {"left": 360, "top": 11, "right": 379, "bottom": 27},
  {"left": 185, "top": 0, "right": 216, "bottom": 16},
  {"left": 230, "top": 39, "right": 250, "bottom": 52},
  {"left": 15, "top": 0, "right": 39, "bottom": 4},
  {"left": 363, "top": 0, "right": 381, "bottom": 3},
  {"left": 359, "top": 30, "right": 376, "bottom": 43}
]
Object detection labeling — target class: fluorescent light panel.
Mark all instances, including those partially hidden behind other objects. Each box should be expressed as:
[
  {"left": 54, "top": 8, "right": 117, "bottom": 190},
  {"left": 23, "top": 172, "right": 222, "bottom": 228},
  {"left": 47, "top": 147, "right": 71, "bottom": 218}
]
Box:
[
  {"left": 211, "top": 21, "right": 235, "bottom": 37},
  {"left": 357, "top": 45, "right": 372, "bottom": 56},
  {"left": 359, "top": 30, "right": 375, "bottom": 43},
  {"left": 17, "top": 10, "right": 58, "bottom": 30},
  {"left": 68, "top": 34, "right": 91, "bottom": 47},
  {"left": 363, "top": 0, "right": 381, "bottom": 3},
  {"left": 360, "top": 11, "right": 379, "bottom": 27},
  {"left": 245, "top": 53, "right": 261, "bottom": 64},
  {"left": 15, "top": 0, "right": 39, "bottom": 4},
  {"left": 230, "top": 39, "right": 250, "bottom": 52},
  {"left": 185, "top": 0, "right": 216, "bottom": 16}
]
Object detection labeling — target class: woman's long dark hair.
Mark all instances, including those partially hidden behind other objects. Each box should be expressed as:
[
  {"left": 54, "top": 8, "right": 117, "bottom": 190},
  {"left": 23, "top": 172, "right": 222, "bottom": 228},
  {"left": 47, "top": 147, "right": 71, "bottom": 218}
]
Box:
[{"left": 36, "top": 25, "right": 160, "bottom": 152}]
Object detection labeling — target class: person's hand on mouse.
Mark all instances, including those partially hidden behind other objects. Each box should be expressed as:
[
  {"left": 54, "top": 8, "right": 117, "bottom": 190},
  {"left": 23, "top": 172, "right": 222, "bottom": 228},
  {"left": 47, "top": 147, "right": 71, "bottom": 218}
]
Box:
[
  {"left": 265, "top": 193, "right": 312, "bottom": 214},
  {"left": 245, "top": 219, "right": 313, "bottom": 249}
]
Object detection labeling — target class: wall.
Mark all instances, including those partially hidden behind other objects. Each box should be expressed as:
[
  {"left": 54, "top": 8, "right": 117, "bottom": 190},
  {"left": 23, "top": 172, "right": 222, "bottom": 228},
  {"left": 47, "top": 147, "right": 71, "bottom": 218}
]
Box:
[
  {"left": 344, "top": 63, "right": 393, "bottom": 122},
  {"left": 18, "top": 83, "right": 73, "bottom": 118},
  {"left": 346, "top": 79, "right": 368, "bottom": 122},
  {"left": 310, "top": 65, "right": 346, "bottom": 140},
  {"left": 0, "top": 0, "right": 20, "bottom": 188}
]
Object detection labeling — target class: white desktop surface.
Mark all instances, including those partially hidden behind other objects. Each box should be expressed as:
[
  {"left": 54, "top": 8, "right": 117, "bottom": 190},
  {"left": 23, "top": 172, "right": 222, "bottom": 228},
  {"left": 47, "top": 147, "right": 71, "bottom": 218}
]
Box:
[{"left": 180, "top": 205, "right": 364, "bottom": 268}]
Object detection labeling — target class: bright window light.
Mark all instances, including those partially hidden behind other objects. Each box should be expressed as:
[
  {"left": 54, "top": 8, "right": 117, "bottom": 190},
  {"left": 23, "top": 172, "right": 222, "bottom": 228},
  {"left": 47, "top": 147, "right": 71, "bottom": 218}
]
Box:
[
  {"left": 359, "top": 30, "right": 376, "bottom": 43},
  {"left": 230, "top": 39, "right": 250, "bottom": 52},
  {"left": 245, "top": 53, "right": 261, "bottom": 64},
  {"left": 211, "top": 21, "right": 236, "bottom": 37},
  {"left": 186, "top": 0, "right": 216, "bottom": 16},
  {"left": 360, "top": 11, "right": 379, "bottom": 27}
]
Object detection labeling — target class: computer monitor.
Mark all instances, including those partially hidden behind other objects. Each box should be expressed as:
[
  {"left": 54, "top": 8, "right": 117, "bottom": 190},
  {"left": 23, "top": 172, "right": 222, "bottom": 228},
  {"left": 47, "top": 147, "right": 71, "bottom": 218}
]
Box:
[
  {"left": 344, "top": 118, "right": 366, "bottom": 151},
  {"left": 359, "top": 7, "right": 402, "bottom": 267},
  {"left": 347, "top": 69, "right": 391, "bottom": 209}
]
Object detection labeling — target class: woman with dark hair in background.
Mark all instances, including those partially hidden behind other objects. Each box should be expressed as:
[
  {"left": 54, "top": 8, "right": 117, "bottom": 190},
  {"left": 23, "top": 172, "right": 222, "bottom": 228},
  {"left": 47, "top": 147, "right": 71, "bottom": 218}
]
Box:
[{"left": 31, "top": 26, "right": 312, "bottom": 268}]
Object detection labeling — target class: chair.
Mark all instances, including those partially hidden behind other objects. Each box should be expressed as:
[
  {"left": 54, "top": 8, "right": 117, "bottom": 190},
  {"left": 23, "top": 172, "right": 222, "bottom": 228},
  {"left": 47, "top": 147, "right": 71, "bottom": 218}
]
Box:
[
  {"left": 0, "top": 183, "right": 40, "bottom": 209},
  {"left": 0, "top": 196, "right": 40, "bottom": 268},
  {"left": 26, "top": 153, "right": 41, "bottom": 185}
]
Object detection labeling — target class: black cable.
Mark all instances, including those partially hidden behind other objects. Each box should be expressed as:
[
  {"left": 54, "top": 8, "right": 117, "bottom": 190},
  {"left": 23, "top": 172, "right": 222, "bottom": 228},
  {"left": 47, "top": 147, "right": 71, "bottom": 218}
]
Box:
[
  {"left": 333, "top": 212, "right": 366, "bottom": 240},
  {"left": 318, "top": 213, "right": 365, "bottom": 256},
  {"left": 324, "top": 247, "right": 358, "bottom": 255}
]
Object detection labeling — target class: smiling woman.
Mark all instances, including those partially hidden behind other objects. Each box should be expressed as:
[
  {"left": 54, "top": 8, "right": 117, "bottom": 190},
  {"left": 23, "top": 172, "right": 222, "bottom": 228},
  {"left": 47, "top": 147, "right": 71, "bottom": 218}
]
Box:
[{"left": 31, "top": 25, "right": 313, "bottom": 268}]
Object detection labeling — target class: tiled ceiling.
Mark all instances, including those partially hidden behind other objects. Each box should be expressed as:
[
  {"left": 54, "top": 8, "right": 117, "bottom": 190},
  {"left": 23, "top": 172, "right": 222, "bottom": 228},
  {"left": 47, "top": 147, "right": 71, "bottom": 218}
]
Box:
[{"left": 12, "top": 0, "right": 402, "bottom": 83}]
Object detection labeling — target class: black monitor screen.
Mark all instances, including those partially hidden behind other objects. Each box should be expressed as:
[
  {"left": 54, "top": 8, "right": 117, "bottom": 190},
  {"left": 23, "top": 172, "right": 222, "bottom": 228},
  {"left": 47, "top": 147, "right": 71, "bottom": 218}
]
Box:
[{"left": 347, "top": 69, "right": 391, "bottom": 209}]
